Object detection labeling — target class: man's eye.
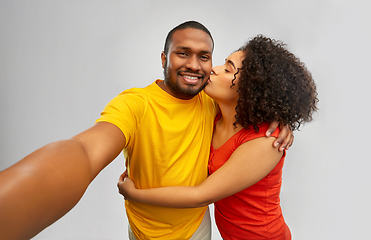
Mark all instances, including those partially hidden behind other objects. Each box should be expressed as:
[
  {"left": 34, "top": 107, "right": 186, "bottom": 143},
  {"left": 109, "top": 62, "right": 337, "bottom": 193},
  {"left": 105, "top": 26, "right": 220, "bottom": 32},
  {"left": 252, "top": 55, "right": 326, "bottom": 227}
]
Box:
[
  {"left": 178, "top": 52, "right": 187, "bottom": 56},
  {"left": 200, "top": 56, "right": 210, "bottom": 61}
]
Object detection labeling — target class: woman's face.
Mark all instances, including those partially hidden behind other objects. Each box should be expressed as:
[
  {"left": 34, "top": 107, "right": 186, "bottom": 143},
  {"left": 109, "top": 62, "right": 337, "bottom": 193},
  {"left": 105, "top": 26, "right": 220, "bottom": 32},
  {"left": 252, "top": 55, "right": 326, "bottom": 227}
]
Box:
[{"left": 204, "top": 51, "right": 244, "bottom": 104}]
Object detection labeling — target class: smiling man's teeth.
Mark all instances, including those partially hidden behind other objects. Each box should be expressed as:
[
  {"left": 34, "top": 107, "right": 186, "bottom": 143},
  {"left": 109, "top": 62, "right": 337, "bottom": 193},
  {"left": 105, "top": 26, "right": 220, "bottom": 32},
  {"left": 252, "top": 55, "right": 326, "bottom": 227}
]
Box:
[{"left": 183, "top": 75, "right": 198, "bottom": 80}]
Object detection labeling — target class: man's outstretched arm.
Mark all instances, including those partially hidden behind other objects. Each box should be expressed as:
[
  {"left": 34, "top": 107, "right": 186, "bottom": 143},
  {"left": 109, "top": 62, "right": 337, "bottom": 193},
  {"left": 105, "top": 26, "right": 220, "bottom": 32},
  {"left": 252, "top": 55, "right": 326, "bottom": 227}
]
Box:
[{"left": 0, "top": 122, "right": 125, "bottom": 240}]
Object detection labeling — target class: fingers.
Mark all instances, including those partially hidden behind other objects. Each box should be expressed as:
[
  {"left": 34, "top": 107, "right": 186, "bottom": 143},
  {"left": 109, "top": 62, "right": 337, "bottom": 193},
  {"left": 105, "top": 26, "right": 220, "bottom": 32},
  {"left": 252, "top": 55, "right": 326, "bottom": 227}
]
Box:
[
  {"left": 266, "top": 121, "right": 279, "bottom": 137},
  {"left": 118, "top": 170, "right": 128, "bottom": 181},
  {"left": 117, "top": 169, "right": 136, "bottom": 197},
  {"left": 279, "top": 132, "right": 293, "bottom": 152},
  {"left": 118, "top": 170, "right": 128, "bottom": 197},
  {"left": 117, "top": 179, "right": 129, "bottom": 196},
  {"left": 286, "top": 134, "right": 294, "bottom": 150},
  {"left": 274, "top": 124, "right": 294, "bottom": 152}
]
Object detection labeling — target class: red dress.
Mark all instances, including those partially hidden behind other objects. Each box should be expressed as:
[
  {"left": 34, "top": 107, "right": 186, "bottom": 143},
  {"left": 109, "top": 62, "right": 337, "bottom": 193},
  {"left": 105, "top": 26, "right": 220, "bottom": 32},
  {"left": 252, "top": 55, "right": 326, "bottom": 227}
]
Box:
[{"left": 208, "top": 116, "right": 291, "bottom": 240}]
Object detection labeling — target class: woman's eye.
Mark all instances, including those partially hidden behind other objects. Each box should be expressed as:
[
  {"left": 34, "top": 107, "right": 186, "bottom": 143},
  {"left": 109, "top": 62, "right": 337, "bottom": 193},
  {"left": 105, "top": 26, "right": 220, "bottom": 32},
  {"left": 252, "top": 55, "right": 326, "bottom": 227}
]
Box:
[{"left": 224, "top": 69, "right": 230, "bottom": 73}]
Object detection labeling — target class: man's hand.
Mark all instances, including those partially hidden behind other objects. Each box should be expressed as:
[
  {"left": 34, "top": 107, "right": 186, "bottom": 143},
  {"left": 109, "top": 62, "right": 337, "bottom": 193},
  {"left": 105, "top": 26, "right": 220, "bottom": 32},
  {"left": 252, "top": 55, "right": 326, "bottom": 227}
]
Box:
[{"left": 266, "top": 121, "right": 294, "bottom": 152}]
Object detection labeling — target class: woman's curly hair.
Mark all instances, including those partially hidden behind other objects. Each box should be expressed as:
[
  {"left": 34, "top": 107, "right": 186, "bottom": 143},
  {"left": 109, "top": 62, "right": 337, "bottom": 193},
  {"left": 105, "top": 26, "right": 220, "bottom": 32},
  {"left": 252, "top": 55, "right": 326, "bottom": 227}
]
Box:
[{"left": 235, "top": 35, "right": 318, "bottom": 132}]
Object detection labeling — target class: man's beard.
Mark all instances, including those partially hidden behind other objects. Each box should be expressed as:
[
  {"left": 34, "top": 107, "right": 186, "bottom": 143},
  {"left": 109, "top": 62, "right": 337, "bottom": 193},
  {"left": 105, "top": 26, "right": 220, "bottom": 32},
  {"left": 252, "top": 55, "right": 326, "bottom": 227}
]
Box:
[{"left": 163, "top": 64, "right": 207, "bottom": 98}]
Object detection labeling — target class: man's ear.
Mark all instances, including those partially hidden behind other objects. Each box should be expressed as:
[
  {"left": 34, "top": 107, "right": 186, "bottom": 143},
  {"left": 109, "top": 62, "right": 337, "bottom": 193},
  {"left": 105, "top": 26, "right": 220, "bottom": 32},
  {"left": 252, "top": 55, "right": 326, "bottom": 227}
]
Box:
[{"left": 161, "top": 51, "right": 166, "bottom": 69}]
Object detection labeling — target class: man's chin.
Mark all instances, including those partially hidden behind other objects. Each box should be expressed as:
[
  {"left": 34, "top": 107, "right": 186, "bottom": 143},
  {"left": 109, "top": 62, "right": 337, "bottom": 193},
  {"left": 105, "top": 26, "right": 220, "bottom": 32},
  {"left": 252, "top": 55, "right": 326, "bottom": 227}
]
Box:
[
  {"left": 164, "top": 77, "right": 205, "bottom": 98},
  {"left": 183, "top": 83, "right": 206, "bottom": 95},
  {"left": 171, "top": 87, "right": 199, "bottom": 99}
]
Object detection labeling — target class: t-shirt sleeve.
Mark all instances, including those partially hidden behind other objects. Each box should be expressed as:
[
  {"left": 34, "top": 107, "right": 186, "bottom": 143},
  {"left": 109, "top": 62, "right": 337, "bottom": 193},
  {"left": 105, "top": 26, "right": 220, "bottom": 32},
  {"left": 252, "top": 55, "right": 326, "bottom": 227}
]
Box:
[{"left": 95, "top": 89, "right": 146, "bottom": 147}]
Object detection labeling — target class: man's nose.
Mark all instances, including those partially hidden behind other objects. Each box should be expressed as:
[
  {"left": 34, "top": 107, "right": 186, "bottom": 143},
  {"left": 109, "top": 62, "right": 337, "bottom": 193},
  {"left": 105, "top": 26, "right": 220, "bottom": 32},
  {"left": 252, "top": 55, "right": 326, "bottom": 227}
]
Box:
[{"left": 185, "top": 55, "right": 201, "bottom": 71}]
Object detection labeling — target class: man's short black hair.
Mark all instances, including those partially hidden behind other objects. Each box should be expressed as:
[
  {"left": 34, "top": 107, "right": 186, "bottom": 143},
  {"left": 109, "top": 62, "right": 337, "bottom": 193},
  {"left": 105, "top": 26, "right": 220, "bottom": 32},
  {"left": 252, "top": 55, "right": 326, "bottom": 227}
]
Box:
[{"left": 163, "top": 21, "right": 214, "bottom": 55}]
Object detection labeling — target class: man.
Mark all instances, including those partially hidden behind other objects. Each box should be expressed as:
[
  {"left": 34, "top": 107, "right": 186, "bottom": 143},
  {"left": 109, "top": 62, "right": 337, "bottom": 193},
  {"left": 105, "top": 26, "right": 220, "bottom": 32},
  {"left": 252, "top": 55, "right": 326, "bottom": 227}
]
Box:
[{"left": 0, "top": 21, "right": 292, "bottom": 240}]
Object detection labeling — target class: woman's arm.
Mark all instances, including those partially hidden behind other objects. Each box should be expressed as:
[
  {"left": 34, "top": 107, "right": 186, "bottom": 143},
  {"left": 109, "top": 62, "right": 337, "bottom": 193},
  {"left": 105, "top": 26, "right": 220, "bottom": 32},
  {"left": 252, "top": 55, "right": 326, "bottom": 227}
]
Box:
[{"left": 118, "top": 136, "right": 283, "bottom": 208}]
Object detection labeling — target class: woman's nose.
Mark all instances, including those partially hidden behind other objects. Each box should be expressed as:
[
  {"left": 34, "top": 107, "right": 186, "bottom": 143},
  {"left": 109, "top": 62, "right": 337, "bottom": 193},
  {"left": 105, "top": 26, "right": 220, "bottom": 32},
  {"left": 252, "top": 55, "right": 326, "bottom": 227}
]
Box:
[{"left": 211, "top": 65, "right": 221, "bottom": 75}]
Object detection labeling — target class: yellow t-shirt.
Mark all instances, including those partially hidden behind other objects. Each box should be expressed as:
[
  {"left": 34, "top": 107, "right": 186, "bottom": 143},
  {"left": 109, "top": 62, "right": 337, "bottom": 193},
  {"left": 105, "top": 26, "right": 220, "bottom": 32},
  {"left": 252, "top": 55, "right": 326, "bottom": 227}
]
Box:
[{"left": 96, "top": 80, "right": 217, "bottom": 239}]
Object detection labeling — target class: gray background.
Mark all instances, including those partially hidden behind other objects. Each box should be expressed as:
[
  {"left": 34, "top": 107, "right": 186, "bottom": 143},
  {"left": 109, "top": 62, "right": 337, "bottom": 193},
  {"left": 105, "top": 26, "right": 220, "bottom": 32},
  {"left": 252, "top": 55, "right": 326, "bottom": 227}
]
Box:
[{"left": 1, "top": 0, "right": 369, "bottom": 239}]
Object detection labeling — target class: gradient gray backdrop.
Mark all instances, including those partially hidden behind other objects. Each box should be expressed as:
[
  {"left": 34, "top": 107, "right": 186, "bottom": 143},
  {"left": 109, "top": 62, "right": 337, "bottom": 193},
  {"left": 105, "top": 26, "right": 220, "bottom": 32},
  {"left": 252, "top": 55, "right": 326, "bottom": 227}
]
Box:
[{"left": 1, "top": 0, "right": 369, "bottom": 239}]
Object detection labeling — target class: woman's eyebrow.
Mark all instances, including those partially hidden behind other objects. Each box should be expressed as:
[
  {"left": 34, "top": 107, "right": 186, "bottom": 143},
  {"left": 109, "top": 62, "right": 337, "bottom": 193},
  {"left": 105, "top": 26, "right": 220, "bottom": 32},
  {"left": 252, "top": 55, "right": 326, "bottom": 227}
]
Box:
[{"left": 225, "top": 59, "right": 236, "bottom": 70}]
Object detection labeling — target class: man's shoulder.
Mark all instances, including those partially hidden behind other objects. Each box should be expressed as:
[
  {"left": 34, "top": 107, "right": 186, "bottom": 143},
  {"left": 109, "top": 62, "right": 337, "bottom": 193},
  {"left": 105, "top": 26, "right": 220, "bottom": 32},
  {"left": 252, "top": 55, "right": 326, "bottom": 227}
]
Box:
[
  {"left": 116, "top": 81, "right": 158, "bottom": 100},
  {"left": 197, "top": 91, "right": 216, "bottom": 108}
]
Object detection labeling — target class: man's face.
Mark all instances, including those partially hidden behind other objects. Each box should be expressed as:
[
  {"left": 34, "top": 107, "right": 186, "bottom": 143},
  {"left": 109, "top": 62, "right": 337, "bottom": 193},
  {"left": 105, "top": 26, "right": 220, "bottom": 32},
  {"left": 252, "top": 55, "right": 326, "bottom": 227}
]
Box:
[{"left": 161, "top": 28, "right": 213, "bottom": 100}]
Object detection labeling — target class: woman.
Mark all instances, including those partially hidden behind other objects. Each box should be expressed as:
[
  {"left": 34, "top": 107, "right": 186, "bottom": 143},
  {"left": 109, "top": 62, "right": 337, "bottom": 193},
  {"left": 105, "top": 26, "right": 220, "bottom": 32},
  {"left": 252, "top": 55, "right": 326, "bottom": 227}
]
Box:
[{"left": 118, "top": 35, "right": 318, "bottom": 240}]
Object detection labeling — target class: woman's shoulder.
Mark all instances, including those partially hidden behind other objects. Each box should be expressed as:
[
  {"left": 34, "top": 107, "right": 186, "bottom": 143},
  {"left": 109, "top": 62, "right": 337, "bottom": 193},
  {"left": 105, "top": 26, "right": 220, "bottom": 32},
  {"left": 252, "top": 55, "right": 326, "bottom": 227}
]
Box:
[{"left": 237, "top": 122, "right": 279, "bottom": 142}]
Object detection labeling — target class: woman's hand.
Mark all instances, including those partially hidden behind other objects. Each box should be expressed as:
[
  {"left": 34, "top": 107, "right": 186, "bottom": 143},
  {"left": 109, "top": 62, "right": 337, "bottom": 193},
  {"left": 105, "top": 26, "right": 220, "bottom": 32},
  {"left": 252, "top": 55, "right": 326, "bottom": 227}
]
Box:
[{"left": 117, "top": 170, "right": 136, "bottom": 201}]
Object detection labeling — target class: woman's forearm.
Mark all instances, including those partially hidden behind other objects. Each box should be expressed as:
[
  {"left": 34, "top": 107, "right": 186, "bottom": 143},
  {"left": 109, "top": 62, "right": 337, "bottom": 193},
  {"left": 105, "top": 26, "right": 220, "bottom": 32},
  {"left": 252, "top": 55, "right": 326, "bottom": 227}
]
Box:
[{"left": 130, "top": 185, "right": 212, "bottom": 208}]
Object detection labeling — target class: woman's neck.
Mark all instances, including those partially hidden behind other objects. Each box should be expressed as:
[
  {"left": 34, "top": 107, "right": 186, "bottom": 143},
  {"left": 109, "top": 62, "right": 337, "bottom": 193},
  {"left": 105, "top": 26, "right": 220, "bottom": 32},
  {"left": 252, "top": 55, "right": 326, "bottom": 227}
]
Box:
[
  {"left": 217, "top": 102, "right": 241, "bottom": 130},
  {"left": 212, "top": 103, "right": 243, "bottom": 149}
]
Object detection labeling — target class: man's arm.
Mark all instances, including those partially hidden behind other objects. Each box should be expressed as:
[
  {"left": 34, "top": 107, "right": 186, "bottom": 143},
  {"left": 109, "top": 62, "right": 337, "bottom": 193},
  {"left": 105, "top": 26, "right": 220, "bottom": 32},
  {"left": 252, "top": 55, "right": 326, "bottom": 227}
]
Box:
[{"left": 0, "top": 122, "right": 125, "bottom": 240}]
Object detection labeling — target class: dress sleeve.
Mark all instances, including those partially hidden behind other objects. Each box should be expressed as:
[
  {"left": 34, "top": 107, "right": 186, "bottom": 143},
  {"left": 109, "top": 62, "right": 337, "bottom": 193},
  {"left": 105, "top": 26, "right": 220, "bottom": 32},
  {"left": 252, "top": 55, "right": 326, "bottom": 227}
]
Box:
[{"left": 238, "top": 122, "right": 281, "bottom": 144}]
